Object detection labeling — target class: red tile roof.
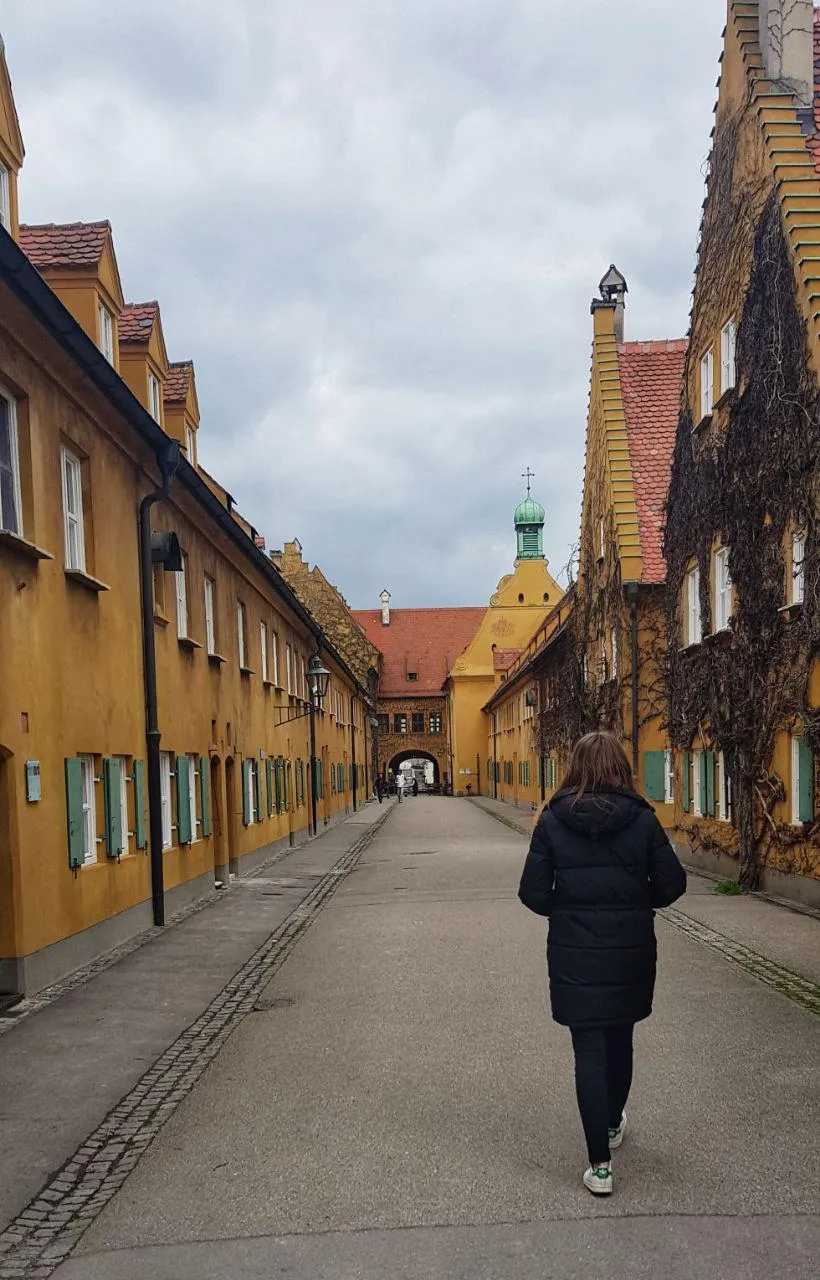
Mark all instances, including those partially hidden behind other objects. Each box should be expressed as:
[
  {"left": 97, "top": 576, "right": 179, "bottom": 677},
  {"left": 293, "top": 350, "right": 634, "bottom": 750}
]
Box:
[
  {"left": 19, "top": 220, "right": 110, "bottom": 269},
  {"left": 616, "top": 339, "right": 686, "bottom": 584},
  {"left": 493, "top": 647, "right": 522, "bottom": 671},
  {"left": 353, "top": 607, "right": 485, "bottom": 696},
  {"left": 119, "top": 301, "right": 159, "bottom": 344},
  {"left": 164, "top": 360, "right": 193, "bottom": 403},
  {"left": 810, "top": 9, "right": 820, "bottom": 175}
]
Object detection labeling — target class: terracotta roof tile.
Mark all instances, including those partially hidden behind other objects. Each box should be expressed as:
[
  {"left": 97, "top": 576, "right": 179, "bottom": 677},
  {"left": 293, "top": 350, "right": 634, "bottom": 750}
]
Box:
[
  {"left": 119, "top": 301, "right": 159, "bottom": 344},
  {"left": 18, "top": 220, "right": 110, "bottom": 269},
  {"left": 164, "top": 360, "right": 193, "bottom": 404},
  {"left": 616, "top": 339, "right": 686, "bottom": 583},
  {"left": 353, "top": 607, "right": 485, "bottom": 695},
  {"left": 493, "top": 647, "right": 522, "bottom": 671}
]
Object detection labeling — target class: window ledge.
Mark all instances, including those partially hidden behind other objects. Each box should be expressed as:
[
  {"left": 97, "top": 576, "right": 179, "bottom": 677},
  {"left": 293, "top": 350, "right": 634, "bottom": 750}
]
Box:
[
  {"left": 178, "top": 635, "right": 202, "bottom": 651},
  {"left": 692, "top": 412, "right": 713, "bottom": 436},
  {"left": 66, "top": 568, "right": 109, "bottom": 593},
  {"left": 714, "top": 387, "right": 735, "bottom": 410},
  {"left": 0, "top": 529, "right": 53, "bottom": 561},
  {"left": 153, "top": 610, "right": 169, "bottom": 628},
  {"left": 263, "top": 678, "right": 275, "bottom": 689},
  {"left": 703, "top": 628, "right": 733, "bottom": 646},
  {"left": 778, "top": 601, "right": 803, "bottom": 621},
  {"left": 240, "top": 666, "right": 255, "bottom": 677},
  {"left": 678, "top": 641, "right": 703, "bottom": 655},
  {"left": 207, "top": 651, "right": 227, "bottom": 665}
]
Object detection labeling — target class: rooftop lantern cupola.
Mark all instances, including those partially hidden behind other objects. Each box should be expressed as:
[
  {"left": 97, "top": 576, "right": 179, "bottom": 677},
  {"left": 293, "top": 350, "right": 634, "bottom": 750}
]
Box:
[{"left": 514, "top": 467, "right": 545, "bottom": 560}]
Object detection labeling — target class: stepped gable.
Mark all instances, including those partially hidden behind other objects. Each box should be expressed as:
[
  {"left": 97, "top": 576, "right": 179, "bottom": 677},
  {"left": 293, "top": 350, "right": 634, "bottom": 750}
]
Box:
[{"left": 616, "top": 339, "right": 687, "bottom": 584}]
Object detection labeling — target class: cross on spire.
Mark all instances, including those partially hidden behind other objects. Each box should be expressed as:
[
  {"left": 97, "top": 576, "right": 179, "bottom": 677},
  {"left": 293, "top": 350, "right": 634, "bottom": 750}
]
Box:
[{"left": 522, "top": 466, "right": 535, "bottom": 498}]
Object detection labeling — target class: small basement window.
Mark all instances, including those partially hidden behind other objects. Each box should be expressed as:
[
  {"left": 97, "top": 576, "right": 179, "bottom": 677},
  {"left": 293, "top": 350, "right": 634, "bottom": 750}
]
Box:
[{"left": 407, "top": 672, "right": 418, "bottom": 682}]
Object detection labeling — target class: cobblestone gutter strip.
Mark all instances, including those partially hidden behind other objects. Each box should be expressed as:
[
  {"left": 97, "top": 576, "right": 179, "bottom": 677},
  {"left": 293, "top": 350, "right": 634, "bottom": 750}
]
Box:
[
  {"left": 663, "top": 907, "right": 820, "bottom": 1017},
  {"left": 471, "top": 799, "right": 819, "bottom": 1019},
  {"left": 0, "top": 808, "right": 391, "bottom": 1280}
]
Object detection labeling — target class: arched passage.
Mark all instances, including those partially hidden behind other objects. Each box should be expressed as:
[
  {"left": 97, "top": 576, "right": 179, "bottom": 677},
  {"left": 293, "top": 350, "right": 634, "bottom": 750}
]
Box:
[{"left": 387, "top": 750, "right": 440, "bottom": 789}]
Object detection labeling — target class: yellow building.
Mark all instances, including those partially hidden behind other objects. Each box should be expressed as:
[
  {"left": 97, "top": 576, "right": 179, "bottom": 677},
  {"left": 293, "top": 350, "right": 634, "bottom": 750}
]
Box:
[
  {"left": 484, "top": 272, "right": 685, "bottom": 825},
  {"left": 664, "top": 0, "right": 818, "bottom": 903},
  {"left": 0, "top": 45, "right": 374, "bottom": 996}
]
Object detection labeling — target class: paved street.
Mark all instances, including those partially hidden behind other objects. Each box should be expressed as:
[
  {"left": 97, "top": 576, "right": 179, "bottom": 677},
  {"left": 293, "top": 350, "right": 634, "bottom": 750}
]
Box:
[{"left": 2, "top": 797, "right": 818, "bottom": 1278}]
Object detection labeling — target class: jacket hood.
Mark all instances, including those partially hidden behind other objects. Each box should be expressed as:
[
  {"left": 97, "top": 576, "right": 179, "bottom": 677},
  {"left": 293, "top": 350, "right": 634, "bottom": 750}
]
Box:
[{"left": 548, "top": 786, "right": 651, "bottom": 836}]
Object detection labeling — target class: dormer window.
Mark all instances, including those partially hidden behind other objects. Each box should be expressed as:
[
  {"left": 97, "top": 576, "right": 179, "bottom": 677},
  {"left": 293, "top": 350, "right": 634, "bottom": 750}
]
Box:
[
  {"left": 184, "top": 424, "right": 195, "bottom": 464},
  {"left": 148, "top": 372, "right": 162, "bottom": 423},
  {"left": 97, "top": 301, "right": 114, "bottom": 364},
  {"left": 700, "top": 346, "right": 714, "bottom": 420},
  {"left": 0, "top": 161, "right": 9, "bottom": 231}
]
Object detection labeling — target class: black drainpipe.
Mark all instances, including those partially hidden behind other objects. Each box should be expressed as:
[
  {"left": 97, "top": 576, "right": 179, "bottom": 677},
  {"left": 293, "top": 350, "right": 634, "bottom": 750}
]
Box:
[
  {"left": 139, "top": 442, "right": 181, "bottom": 927},
  {"left": 624, "top": 582, "right": 640, "bottom": 777},
  {"left": 492, "top": 711, "right": 498, "bottom": 800}
]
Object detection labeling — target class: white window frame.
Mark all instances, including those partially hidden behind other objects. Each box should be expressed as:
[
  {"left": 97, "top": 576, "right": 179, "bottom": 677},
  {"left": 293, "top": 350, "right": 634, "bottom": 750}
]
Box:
[
  {"left": 791, "top": 736, "right": 803, "bottom": 826},
  {"left": 791, "top": 531, "right": 805, "bottom": 605},
  {"left": 237, "top": 601, "right": 247, "bottom": 668},
  {"left": 700, "top": 346, "right": 714, "bottom": 419},
  {"left": 189, "top": 756, "right": 199, "bottom": 841},
  {"left": 713, "top": 547, "right": 731, "bottom": 633},
  {"left": 119, "top": 757, "right": 130, "bottom": 853},
  {"left": 260, "top": 621, "right": 269, "bottom": 682},
  {"left": 97, "top": 300, "right": 114, "bottom": 364},
  {"left": 720, "top": 319, "right": 736, "bottom": 395},
  {"left": 286, "top": 643, "right": 293, "bottom": 694},
  {"left": 175, "top": 556, "right": 188, "bottom": 638},
  {"left": 0, "top": 160, "right": 9, "bottom": 231},
  {"left": 301, "top": 657, "right": 308, "bottom": 701},
  {"left": 204, "top": 576, "right": 216, "bottom": 654},
  {"left": 148, "top": 372, "right": 162, "bottom": 423},
  {"left": 611, "top": 627, "right": 618, "bottom": 680},
  {"left": 272, "top": 632, "right": 280, "bottom": 686},
  {"left": 716, "top": 751, "right": 732, "bottom": 823},
  {"left": 245, "top": 759, "right": 257, "bottom": 825},
  {"left": 60, "top": 446, "right": 86, "bottom": 572},
  {"left": 184, "top": 424, "right": 195, "bottom": 464},
  {"left": 686, "top": 565, "right": 702, "bottom": 645},
  {"left": 0, "top": 387, "right": 22, "bottom": 535},
  {"left": 692, "top": 749, "right": 703, "bottom": 817},
  {"left": 160, "top": 752, "right": 172, "bottom": 849},
  {"left": 663, "top": 749, "right": 674, "bottom": 804},
  {"left": 598, "top": 516, "right": 605, "bottom": 562},
  {"left": 79, "top": 754, "right": 97, "bottom": 866}
]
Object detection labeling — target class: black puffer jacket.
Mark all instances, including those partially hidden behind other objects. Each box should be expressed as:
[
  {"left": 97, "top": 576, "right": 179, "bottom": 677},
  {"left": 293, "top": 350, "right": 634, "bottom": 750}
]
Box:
[{"left": 518, "top": 787, "right": 686, "bottom": 1027}]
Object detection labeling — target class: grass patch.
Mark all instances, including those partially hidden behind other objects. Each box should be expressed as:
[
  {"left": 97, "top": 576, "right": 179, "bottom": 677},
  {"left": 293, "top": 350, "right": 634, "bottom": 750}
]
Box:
[{"left": 714, "top": 879, "right": 743, "bottom": 896}]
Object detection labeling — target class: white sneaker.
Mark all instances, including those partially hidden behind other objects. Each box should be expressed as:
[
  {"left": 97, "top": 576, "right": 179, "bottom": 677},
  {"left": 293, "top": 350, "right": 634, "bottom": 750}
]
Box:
[
  {"left": 583, "top": 1164, "right": 613, "bottom": 1195},
  {"left": 608, "top": 1111, "right": 627, "bottom": 1150}
]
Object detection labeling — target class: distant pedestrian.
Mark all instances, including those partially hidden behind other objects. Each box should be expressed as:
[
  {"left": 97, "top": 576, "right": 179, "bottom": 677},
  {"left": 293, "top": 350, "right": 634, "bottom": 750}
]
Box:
[
  {"left": 375, "top": 777, "right": 383, "bottom": 804},
  {"left": 412, "top": 778, "right": 419, "bottom": 797},
  {"left": 518, "top": 731, "right": 686, "bottom": 1197},
  {"left": 396, "top": 773, "right": 405, "bottom": 803}
]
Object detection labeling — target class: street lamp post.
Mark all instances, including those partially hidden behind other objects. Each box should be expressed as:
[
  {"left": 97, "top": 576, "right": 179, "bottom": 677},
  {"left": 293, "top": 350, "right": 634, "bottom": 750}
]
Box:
[{"left": 275, "top": 650, "right": 331, "bottom": 839}]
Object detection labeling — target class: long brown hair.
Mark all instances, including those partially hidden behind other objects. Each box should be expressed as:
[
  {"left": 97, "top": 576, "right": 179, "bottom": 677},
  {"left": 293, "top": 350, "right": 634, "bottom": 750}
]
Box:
[{"left": 562, "top": 731, "right": 636, "bottom": 800}]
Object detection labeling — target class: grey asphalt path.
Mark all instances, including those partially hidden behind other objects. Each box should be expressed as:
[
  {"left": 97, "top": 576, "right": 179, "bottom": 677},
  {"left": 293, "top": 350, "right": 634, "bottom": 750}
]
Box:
[
  {"left": 57, "top": 796, "right": 820, "bottom": 1279},
  {"left": 0, "top": 804, "right": 387, "bottom": 1233}
]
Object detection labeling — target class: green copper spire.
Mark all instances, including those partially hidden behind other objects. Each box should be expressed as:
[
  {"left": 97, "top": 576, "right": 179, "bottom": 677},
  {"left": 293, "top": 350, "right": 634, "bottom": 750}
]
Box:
[{"left": 514, "top": 468, "right": 545, "bottom": 559}]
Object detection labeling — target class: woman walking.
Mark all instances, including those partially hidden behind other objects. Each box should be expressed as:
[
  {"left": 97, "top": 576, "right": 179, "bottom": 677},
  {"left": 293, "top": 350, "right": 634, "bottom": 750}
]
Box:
[{"left": 518, "top": 731, "right": 686, "bottom": 1195}]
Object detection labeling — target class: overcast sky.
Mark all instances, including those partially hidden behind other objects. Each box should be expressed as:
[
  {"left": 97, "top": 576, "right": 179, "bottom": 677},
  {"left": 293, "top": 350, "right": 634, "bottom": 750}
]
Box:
[{"left": 3, "top": 0, "right": 723, "bottom": 608}]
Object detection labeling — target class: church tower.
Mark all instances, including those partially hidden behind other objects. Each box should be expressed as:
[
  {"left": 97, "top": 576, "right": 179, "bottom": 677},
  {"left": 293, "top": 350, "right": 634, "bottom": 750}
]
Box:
[{"left": 513, "top": 468, "right": 545, "bottom": 561}]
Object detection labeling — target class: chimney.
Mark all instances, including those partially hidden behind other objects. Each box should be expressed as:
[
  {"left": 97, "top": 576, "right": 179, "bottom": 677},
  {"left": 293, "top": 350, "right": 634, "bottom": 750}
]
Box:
[
  {"left": 597, "top": 265, "right": 628, "bottom": 343},
  {"left": 759, "top": 0, "right": 813, "bottom": 109},
  {"left": 380, "top": 589, "right": 391, "bottom": 626}
]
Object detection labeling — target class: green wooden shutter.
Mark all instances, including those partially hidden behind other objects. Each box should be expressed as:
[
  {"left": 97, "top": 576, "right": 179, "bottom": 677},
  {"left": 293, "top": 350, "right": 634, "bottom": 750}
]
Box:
[
  {"left": 798, "top": 739, "right": 814, "bottom": 822},
  {"left": 134, "top": 759, "right": 147, "bottom": 850},
  {"left": 705, "top": 751, "right": 716, "bottom": 817},
  {"left": 682, "top": 753, "right": 691, "bottom": 812},
  {"left": 643, "top": 751, "right": 665, "bottom": 803},
  {"left": 698, "top": 753, "right": 708, "bottom": 816},
  {"left": 274, "top": 758, "right": 282, "bottom": 813},
  {"left": 200, "top": 757, "right": 211, "bottom": 837},
  {"left": 242, "top": 759, "right": 252, "bottom": 826},
  {"left": 176, "top": 755, "right": 192, "bottom": 844},
  {"left": 65, "top": 757, "right": 85, "bottom": 869},
  {"left": 266, "top": 757, "right": 273, "bottom": 816},
  {"left": 103, "top": 757, "right": 123, "bottom": 858}
]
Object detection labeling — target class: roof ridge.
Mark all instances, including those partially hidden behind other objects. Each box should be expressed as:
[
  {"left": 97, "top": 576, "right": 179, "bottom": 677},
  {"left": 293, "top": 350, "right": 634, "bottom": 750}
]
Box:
[
  {"left": 19, "top": 219, "right": 111, "bottom": 232},
  {"left": 617, "top": 338, "right": 687, "bottom": 353}
]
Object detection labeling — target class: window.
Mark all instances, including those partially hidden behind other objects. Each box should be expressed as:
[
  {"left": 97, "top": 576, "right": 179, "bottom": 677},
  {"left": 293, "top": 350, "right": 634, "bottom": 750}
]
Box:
[
  {"left": 394, "top": 714, "right": 407, "bottom": 734},
  {"left": 717, "top": 751, "right": 732, "bottom": 823},
  {"left": 148, "top": 372, "right": 162, "bottom": 423},
  {"left": 791, "top": 735, "right": 814, "bottom": 825},
  {"left": 0, "top": 388, "right": 22, "bottom": 535},
  {"left": 713, "top": 547, "right": 731, "bottom": 632},
  {"left": 244, "top": 759, "right": 257, "bottom": 825},
  {"left": 377, "top": 714, "right": 389, "bottom": 733},
  {"left": 97, "top": 301, "right": 114, "bottom": 364},
  {"left": 286, "top": 644, "right": 293, "bottom": 694},
  {"left": 237, "top": 601, "right": 247, "bottom": 668},
  {"left": 160, "top": 752, "right": 172, "bottom": 848},
  {"left": 175, "top": 554, "right": 189, "bottom": 638},
  {"left": 60, "top": 447, "right": 85, "bottom": 571},
  {"left": 408, "top": 672, "right": 418, "bottom": 682},
  {"left": 686, "top": 566, "right": 702, "bottom": 645},
  {"left": 261, "top": 622, "right": 269, "bottom": 682},
  {"left": 0, "top": 160, "right": 9, "bottom": 230},
  {"left": 700, "top": 346, "right": 714, "bottom": 419},
  {"left": 79, "top": 755, "right": 97, "bottom": 865},
  {"left": 301, "top": 657, "right": 308, "bottom": 701},
  {"left": 611, "top": 628, "right": 618, "bottom": 680},
  {"left": 720, "top": 320, "right": 736, "bottom": 394},
  {"left": 204, "top": 576, "right": 216, "bottom": 653},
  {"left": 663, "top": 749, "right": 674, "bottom": 804},
  {"left": 600, "top": 636, "right": 607, "bottom": 683},
  {"left": 598, "top": 517, "right": 605, "bottom": 561},
  {"left": 272, "top": 632, "right": 280, "bottom": 686},
  {"left": 184, "top": 424, "right": 195, "bottom": 464},
  {"left": 410, "top": 712, "right": 424, "bottom": 733},
  {"left": 791, "top": 531, "right": 805, "bottom": 605},
  {"left": 692, "top": 749, "right": 703, "bottom": 817},
  {"left": 119, "top": 758, "right": 130, "bottom": 853}
]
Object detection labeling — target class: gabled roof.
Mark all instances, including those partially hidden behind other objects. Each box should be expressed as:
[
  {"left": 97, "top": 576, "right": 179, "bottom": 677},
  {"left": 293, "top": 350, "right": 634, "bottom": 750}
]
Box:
[
  {"left": 164, "top": 360, "right": 193, "bottom": 403},
  {"left": 493, "top": 647, "right": 523, "bottom": 672},
  {"left": 119, "top": 301, "right": 160, "bottom": 344},
  {"left": 19, "top": 220, "right": 111, "bottom": 269},
  {"left": 617, "top": 339, "right": 686, "bottom": 583},
  {"left": 353, "top": 607, "right": 485, "bottom": 696},
  {"left": 0, "top": 36, "right": 25, "bottom": 167}
]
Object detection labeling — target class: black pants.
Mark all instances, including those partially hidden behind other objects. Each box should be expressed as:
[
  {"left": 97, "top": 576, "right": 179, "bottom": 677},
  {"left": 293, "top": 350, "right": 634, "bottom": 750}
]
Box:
[{"left": 570, "top": 1023, "right": 634, "bottom": 1164}]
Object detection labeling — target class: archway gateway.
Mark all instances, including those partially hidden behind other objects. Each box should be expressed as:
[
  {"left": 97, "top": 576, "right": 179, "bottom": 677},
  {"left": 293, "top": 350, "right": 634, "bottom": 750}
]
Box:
[{"left": 387, "top": 750, "right": 441, "bottom": 788}]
